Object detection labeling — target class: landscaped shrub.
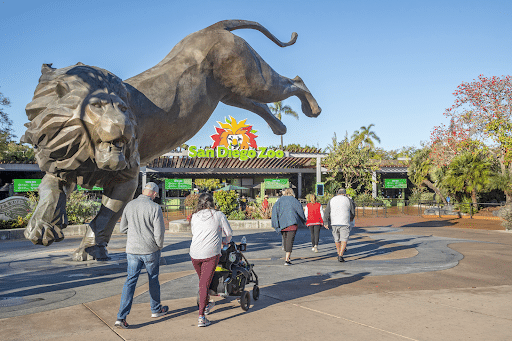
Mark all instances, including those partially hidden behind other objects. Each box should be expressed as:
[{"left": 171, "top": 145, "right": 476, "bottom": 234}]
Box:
[
  {"left": 455, "top": 197, "right": 478, "bottom": 214},
  {"left": 246, "top": 201, "right": 271, "bottom": 219},
  {"left": 317, "top": 193, "right": 334, "bottom": 205},
  {"left": 0, "top": 216, "right": 29, "bottom": 230},
  {"left": 408, "top": 188, "right": 424, "bottom": 205},
  {"left": 227, "top": 210, "right": 246, "bottom": 220},
  {"left": 354, "top": 192, "right": 374, "bottom": 204},
  {"left": 184, "top": 193, "right": 200, "bottom": 210},
  {"left": 213, "top": 190, "right": 239, "bottom": 216},
  {"left": 346, "top": 188, "right": 357, "bottom": 198},
  {"left": 66, "top": 191, "right": 100, "bottom": 224},
  {"left": 1, "top": 191, "right": 99, "bottom": 229},
  {"left": 420, "top": 192, "right": 435, "bottom": 202}
]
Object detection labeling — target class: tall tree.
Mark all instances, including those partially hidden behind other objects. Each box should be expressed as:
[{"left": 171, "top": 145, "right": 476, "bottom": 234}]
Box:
[
  {"left": 441, "top": 151, "right": 493, "bottom": 206},
  {"left": 351, "top": 124, "right": 381, "bottom": 149},
  {"left": 0, "top": 90, "right": 14, "bottom": 157},
  {"left": 432, "top": 74, "right": 512, "bottom": 201},
  {"left": 269, "top": 101, "right": 298, "bottom": 149},
  {"left": 0, "top": 90, "right": 36, "bottom": 163},
  {"left": 408, "top": 147, "right": 447, "bottom": 204},
  {"left": 324, "top": 133, "right": 378, "bottom": 193},
  {"left": 1, "top": 142, "right": 35, "bottom": 163},
  {"left": 371, "top": 145, "right": 417, "bottom": 160}
]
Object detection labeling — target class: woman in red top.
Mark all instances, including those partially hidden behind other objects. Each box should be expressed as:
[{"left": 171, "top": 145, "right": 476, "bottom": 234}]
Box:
[
  {"left": 304, "top": 194, "right": 326, "bottom": 253},
  {"left": 262, "top": 195, "right": 269, "bottom": 213}
]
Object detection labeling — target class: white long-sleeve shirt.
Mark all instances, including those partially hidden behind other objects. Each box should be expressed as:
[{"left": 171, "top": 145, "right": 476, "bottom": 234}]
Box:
[{"left": 189, "top": 209, "right": 233, "bottom": 260}]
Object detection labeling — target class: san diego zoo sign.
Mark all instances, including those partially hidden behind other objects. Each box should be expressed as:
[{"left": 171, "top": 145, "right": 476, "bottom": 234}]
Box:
[{"left": 187, "top": 116, "right": 285, "bottom": 161}]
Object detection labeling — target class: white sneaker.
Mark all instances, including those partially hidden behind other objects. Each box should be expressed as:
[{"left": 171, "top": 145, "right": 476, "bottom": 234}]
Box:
[
  {"left": 313, "top": 246, "right": 318, "bottom": 253},
  {"left": 204, "top": 301, "right": 215, "bottom": 315},
  {"left": 151, "top": 305, "right": 169, "bottom": 318},
  {"left": 198, "top": 316, "right": 211, "bottom": 327}
]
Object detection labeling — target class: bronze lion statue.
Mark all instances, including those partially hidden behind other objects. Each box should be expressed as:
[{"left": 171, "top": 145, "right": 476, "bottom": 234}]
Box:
[{"left": 22, "top": 20, "right": 321, "bottom": 261}]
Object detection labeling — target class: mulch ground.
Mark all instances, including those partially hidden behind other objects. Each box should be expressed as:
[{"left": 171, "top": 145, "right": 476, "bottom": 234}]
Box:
[
  {"left": 162, "top": 211, "right": 506, "bottom": 231},
  {"left": 355, "top": 216, "right": 506, "bottom": 230}
]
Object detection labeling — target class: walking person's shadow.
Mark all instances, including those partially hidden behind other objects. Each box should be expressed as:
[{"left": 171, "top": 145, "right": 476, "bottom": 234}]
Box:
[{"left": 194, "top": 270, "right": 370, "bottom": 324}]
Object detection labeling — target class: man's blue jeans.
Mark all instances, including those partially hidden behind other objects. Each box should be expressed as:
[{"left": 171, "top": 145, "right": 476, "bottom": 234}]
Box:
[{"left": 117, "top": 250, "right": 162, "bottom": 320}]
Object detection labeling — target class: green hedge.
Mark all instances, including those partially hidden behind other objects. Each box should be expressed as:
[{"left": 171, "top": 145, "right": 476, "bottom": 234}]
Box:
[{"left": 0, "top": 217, "right": 28, "bottom": 230}]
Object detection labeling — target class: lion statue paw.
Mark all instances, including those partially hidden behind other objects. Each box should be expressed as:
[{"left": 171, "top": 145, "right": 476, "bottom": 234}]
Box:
[
  {"left": 72, "top": 245, "right": 110, "bottom": 261},
  {"left": 24, "top": 220, "right": 64, "bottom": 246}
]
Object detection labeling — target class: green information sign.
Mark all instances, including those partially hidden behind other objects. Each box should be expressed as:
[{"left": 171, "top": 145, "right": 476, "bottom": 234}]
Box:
[
  {"left": 383, "top": 179, "right": 407, "bottom": 189},
  {"left": 165, "top": 178, "right": 192, "bottom": 190},
  {"left": 77, "top": 185, "right": 103, "bottom": 191},
  {"left": 13, "top": 179, "right": 41, "bottom": 192},
  {"left": 264, "top": 179, "right": 289, "bottom": 189},
  {"left": 14, "top": 179, "right": 103, "bottom": 192}
]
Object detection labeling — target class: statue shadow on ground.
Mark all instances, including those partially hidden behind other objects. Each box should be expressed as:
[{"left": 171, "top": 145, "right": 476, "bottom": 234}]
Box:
[{"left": 0, "top": 254, "right": 129, "bottom": 299}]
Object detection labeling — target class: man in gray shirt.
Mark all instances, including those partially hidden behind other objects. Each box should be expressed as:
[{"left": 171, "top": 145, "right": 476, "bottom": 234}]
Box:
[
  {"left": 115, "top": 182, "right": 168, "bottom": 329},
  {"left": 324, "top": 188, "right": 355, "bottom": 263}
]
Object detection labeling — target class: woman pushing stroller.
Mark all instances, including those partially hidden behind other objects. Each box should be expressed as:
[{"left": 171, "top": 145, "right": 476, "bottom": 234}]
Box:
[{"left": 189, "top": 193, "right": 233, "bottom": 327}]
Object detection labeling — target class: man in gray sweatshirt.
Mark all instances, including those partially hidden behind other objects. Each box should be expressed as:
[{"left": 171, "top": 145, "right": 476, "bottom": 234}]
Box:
[
  {"left": 115, "top": 182, "right": 168, "bottom": 329},
  {"left": 324, "top": 188, "right": 355, "bottom": 263}
]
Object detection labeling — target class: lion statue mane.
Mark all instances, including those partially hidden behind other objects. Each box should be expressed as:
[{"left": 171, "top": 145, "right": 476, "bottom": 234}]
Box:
[{"left": 22, "top": 63, "right": 140, "bottom": 189}]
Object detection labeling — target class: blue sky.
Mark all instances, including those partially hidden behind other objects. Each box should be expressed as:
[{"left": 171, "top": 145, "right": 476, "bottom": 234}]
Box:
[{"left": 1, "top": 0, "right": 511, "bottom": 152}]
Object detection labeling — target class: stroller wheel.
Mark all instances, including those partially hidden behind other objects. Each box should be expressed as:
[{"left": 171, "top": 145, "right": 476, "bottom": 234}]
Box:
[
  {"left": 240, "top": 291, "right": 251, "bottom": 311},
  {"left": 252, "top": 285, "right": 260, "bottom": 301}
]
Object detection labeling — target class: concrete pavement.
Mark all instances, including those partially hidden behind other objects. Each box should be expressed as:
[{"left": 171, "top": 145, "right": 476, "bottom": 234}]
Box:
[{"left": 1, "top": 218, "right": 511, "bottom": 340}]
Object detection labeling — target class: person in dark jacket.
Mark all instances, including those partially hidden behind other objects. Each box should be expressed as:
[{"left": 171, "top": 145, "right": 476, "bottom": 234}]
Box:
[{"left": 271, "top": 188, "right": 306, "bottom": 265}]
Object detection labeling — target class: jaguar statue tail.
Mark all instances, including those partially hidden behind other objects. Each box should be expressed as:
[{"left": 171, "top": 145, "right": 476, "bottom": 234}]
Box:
[{"left": 212, "top": 19, "right": 298, "bottom": 47}]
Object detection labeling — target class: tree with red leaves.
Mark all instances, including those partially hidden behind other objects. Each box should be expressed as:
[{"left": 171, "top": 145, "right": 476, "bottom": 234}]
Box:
[{"left": 431, "top": 75, "right": 512, "bottom": 201}]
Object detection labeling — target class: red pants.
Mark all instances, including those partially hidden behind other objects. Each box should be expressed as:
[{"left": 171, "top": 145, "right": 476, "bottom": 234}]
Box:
[{"left": 191, "top": 254, "right": 220, "bottom": 316}]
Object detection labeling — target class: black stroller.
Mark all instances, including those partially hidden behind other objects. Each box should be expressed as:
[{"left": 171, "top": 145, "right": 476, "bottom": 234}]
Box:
[{"left": 198, "top": 238, "right": 259, "bottom": 311}]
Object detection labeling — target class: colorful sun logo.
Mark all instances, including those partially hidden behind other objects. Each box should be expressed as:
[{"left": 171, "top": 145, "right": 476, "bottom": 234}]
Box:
[{"left": 210, "top": 116, "right": 258, "bottom": 150}]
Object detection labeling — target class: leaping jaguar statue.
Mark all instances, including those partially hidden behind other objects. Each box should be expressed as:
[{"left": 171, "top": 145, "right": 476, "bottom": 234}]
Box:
[{"left": 21, "top": 19, "right": 321, "bottom": 261}]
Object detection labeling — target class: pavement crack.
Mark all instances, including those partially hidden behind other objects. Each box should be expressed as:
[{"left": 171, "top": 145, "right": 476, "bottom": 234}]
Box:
[
  {"left": 289, "top": 303, "right": 420, "bottom": 340},
  {"left": 426, "top": 300, "right": 512, "bottom": 321},
  {"left": 82, "top": 303, "right": 126, "bottom": 340},
  {"left": 385, "top": 291, "right": 512, "bottom": 322},
  {"left": 261, "top": 294, "right": 419, "bottom": 340}
]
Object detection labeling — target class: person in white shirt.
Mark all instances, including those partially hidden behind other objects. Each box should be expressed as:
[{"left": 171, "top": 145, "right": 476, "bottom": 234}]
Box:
[
  {"left": 324, "top": 188, "right": 355, "bottom": 262},
  {"left": 189, "top": 193, "right": 232, "bottom": 327}
]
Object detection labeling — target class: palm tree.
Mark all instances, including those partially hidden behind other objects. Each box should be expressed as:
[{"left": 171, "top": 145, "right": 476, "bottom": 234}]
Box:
[
  {"left": 441, "top": 151, "right": 493, "bottom": 206},
  {"left": 269, "top": 101, "right": 298, "bottom": 148},
  {"left": 351, "top": 124, "right": 381, "bottom": 149}
]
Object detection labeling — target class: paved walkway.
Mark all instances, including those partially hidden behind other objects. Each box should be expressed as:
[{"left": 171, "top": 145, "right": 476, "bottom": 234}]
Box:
[{"left": 1, "top": 217, "right": 511, "bottom": 340}]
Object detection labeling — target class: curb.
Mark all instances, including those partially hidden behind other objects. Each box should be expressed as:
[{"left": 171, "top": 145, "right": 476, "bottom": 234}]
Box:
[
  {"left": 168, "top": 219, "right": 273, "bottom": 233},
  {"left": 0, "top": 223, "right": 121, "bottom": 241}
]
